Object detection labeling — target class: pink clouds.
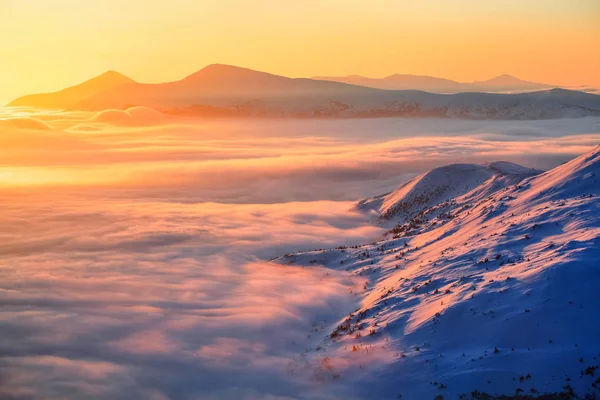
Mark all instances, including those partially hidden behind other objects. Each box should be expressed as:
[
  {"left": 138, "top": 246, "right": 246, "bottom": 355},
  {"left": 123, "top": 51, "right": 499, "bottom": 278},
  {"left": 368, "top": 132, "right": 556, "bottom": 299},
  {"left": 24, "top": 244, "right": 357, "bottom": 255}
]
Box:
[
  {"left": 0, "top": 194, "right": 372, "bottom": 399},
  {"left": 0, "top": 111, "right": 598, "bottom": 399}
]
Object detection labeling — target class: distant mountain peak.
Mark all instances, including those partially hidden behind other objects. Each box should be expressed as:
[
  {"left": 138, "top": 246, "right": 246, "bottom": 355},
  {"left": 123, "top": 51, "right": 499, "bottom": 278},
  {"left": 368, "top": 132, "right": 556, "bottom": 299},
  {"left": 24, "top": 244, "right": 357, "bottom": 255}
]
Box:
[
  {"left": 183, "top": 64, "right": 277, "bottom": 81},
  {"left": 497, "top": 73, "right": 518, "bottom": 79},
  {"left": 86, "top": 70, "right": 135, "bottom": 86},
  {"left": 7, "top": 70, "right": 135, "bottom": 108},
  {"left": 98, "top": 70, "right": 131, "bottom": 79},
  {"left": 484, "top": 74, "right": 526, "bottom": 83},
  {"left": 472, "top": 74, "right": 551, "bottom": 89},
  {"left": 345, "top": 74, "right": 367, "bottom": 79},
  {"left": 199, "top": 63, "right": 247, "bottom": 72}
]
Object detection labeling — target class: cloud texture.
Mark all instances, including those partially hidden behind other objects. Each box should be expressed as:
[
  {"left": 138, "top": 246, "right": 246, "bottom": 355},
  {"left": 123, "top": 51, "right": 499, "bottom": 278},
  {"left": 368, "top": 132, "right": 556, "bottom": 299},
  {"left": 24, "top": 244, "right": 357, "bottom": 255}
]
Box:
[{"left": 0, "top": 109, "right": 599, "bottom": 399}]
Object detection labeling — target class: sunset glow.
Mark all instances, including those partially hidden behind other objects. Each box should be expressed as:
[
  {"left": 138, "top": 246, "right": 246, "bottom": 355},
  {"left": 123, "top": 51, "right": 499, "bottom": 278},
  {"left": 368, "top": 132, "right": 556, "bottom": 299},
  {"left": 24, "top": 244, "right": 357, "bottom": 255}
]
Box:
[
  {"left": 1, "top": 0, "right": 599, "bottom": 103},
  {"left": 1, "top": 2, "right": 600, "bottom": 399}
]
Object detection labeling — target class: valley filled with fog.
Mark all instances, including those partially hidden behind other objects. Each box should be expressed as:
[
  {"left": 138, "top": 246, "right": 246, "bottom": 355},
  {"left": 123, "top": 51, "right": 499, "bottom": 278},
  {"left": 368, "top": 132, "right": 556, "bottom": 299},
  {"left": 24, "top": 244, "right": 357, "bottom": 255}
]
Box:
[{"left": 1, "top": 110, "right": 599, "bottom": 399}]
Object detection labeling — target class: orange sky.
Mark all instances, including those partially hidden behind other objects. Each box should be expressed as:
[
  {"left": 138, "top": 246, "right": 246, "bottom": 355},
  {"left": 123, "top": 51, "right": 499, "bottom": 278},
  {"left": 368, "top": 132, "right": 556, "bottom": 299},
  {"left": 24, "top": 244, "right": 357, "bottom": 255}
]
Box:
[{"left": 0, "top": 0, "right": 598, "bottom": 103}]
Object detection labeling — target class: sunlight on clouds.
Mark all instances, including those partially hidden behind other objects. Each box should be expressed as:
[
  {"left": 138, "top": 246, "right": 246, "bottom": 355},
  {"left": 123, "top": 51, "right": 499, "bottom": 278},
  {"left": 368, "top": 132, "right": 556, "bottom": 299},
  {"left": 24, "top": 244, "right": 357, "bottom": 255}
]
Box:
[
  {"left": 0, "top": 110, "right": 598, "bottom": 195},
  {"left": 0, "top": 112, "right": 599, "bottom": 398}
]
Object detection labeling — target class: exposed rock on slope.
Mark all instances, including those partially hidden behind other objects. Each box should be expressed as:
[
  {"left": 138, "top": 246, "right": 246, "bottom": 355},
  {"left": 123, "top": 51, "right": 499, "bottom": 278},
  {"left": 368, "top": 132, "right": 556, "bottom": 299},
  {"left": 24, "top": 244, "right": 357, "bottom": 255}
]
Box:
[{"left": 358, "top": 161, "right": 542, "bottom": 223}]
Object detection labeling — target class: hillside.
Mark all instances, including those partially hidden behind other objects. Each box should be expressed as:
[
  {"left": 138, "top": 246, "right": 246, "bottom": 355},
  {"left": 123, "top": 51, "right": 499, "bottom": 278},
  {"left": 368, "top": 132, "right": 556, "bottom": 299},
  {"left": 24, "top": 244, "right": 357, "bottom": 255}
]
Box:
[
  {"left": 273, "top": 147, "right": 600, "bottom": 399},
  {"left": 71, "top": 64, "right": 380, "bottom": 112},
  {"left": 313, "top": 73, "right": 553, "bottom": 93},
  {"left": 313, "top": 74, "right": 471, "bottom": 93},
  {"left": 472, "top": 74, "right": 553, "bottom": 92},
  {"left": 358, "top": 162, "right": 542, "bottom": 222},
  {"left": 7, "top": 71, "right": 135, "bottom": 109}
]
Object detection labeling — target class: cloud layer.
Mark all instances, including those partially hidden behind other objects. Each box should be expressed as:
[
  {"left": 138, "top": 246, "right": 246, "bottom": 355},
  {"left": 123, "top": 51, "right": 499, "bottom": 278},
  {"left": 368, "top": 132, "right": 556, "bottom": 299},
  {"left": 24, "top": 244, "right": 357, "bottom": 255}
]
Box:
[
  {"left": 1, "top": 111, "right": 599, "bottom": 202},
  {"left": 0, "top": 110, "right": 599, "bottom": 399},
  {"left": 0, "top": 195, "right": 378, "bottom": 399}
]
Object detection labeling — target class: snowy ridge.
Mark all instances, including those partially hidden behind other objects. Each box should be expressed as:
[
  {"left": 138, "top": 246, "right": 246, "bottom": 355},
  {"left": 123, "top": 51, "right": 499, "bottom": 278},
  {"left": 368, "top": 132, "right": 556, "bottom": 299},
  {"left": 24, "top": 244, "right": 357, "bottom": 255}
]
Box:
[
  {"left": 358, "top": 161, "right": 541, "bottom": 223},
  {"left": 273, "top": 146, "right": 600, "bottom": 399}
]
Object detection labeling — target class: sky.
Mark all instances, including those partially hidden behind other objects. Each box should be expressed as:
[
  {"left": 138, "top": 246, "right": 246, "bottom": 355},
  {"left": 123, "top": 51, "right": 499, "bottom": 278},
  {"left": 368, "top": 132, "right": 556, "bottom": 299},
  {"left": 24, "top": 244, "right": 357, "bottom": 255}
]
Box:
[{"left": 0, "top": 0, "right": 599, "bottom": 103}]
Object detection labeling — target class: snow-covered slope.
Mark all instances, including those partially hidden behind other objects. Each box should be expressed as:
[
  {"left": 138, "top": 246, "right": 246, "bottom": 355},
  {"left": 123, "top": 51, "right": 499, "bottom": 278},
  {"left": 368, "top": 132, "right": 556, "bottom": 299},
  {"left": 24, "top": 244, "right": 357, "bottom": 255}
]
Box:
[
  {"left": 273, "top": 146, "right": 600, "bottom": 399},
  {"left": 358, "top": 162, "right": 542, "bottom": 223}
]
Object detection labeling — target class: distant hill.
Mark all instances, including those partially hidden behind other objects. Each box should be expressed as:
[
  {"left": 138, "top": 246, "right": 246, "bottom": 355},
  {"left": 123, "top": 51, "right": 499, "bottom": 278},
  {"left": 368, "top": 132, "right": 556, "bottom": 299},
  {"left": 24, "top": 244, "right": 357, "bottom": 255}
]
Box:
[
  {"left": 177, "top": 64, "right": 372, "bottom": 96},
  {"left": 8, "top": 65, "right": 600, "bottom": 120},
  {"left": 7, "top": 71, "right": 136, "bottom": 109},
  {"left": 470, "top": 74, "right": 553, "bottom": 92},
  {"left": 313, "top": 73, "right": 553, "bottom": 93},
  {"left": 71, "top": 64, "right": 380, "bottom": 112},
  {"left": 312, "top": 74, "right": 469, "bottom": 93}
]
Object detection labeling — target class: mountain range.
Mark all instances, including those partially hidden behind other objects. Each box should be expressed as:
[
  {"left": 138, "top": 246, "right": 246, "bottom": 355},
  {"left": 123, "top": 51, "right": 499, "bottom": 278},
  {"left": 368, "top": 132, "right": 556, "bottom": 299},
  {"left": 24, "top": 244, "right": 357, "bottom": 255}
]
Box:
[
  {"left": 273, "top": 146, "right": 600, "bottom": 398},
  {"left": 312, "top": 73, "right": 553, "bottom": 93},
  {"left": 7, "top": 65, "right": 600, "bottom": 120}
]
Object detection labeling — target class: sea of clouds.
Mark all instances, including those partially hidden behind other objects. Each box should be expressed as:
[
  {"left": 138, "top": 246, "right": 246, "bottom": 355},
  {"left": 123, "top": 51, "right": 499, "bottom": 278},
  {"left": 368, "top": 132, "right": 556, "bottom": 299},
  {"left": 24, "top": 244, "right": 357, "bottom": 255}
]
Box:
[{"left": 0, "top": 109, "right": 599, "bottom": 399}]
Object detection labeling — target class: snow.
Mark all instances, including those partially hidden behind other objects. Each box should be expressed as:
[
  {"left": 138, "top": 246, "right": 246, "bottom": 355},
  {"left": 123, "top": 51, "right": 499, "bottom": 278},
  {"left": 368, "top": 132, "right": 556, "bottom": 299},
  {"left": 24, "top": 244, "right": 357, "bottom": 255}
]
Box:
[
  {"left": 357, "top": 162, "right": 541, "bottom": 223},
  {"left": 273, "top": 146, "right": 600, "bottom": 399}
]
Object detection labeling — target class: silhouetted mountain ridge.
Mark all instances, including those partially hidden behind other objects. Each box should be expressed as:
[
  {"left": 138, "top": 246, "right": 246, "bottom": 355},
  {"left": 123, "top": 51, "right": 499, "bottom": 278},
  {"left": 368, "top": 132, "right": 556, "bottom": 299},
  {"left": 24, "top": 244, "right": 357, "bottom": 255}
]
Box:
[
  {"left": 8, "top": 71, "right": 135, "bottom": 109},
  {"left": 314, "top": 73, "right": 554, "bottom": 93},
  {"left": 7, "top": 64, "right": 600, "bottom": 120}
]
